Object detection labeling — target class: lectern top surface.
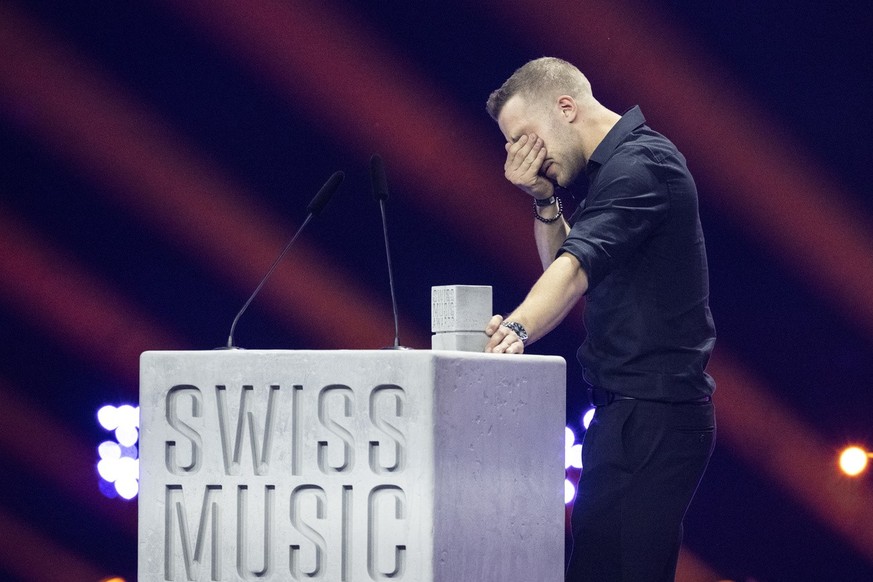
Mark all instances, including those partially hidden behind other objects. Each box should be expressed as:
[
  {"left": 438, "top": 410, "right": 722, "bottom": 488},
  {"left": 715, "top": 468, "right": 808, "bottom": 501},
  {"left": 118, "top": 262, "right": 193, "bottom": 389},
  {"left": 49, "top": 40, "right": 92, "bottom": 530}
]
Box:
[{"left": 141, "top": 348, "right": 565, "bottom": 364}]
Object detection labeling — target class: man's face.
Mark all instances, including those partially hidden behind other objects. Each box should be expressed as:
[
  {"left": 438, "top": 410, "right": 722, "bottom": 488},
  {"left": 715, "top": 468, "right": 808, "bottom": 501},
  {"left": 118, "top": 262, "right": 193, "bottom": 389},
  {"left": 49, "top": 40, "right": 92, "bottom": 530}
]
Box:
[{"left": 497, "top": 94, "right": 582, "bottom": 187}]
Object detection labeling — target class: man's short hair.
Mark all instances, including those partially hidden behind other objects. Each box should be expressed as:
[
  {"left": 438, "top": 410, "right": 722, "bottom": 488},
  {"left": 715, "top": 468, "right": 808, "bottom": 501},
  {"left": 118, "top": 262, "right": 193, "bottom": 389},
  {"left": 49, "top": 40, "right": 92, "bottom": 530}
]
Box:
[{"left": 486, "top": 57, "right": 591, "bottom": 121}]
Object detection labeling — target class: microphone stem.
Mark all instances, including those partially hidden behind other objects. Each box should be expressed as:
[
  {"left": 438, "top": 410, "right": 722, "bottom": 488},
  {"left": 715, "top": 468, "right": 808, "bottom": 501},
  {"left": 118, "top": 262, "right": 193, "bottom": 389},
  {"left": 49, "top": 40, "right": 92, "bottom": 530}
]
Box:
[
  {"left": 380, "top": 199, "right": 400, "bottom": 348},
  {"left": 226, "top": 212, "right": 315, "bottom": 348}
]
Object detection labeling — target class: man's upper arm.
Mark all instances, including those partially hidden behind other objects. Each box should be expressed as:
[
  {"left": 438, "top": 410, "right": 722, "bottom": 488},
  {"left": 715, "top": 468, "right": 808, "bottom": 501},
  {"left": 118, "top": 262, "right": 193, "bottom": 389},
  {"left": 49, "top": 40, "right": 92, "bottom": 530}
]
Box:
[{"left": 558, "top": 153, "right": 669, "bottom": 289}]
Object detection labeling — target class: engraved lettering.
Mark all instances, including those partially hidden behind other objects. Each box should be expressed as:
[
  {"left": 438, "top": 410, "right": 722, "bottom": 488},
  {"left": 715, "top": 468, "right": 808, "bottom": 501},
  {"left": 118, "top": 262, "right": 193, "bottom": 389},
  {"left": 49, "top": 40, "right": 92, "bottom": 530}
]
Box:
[
  {"left": 369, "top": 385, "right": 407, "bottom": 474},
  {"left": 215, "top": 384, "right": 279, "bottom": 476},
  {"left": 368, "top": 485, "right": 407, "bottom": 580},
  {"left": 289, "top": 485, "right": 327, "bottom": 580},
  {"left": 237, "top": 485, "right": 274, "bottom": 579},
  {"left": 342, "top": 485, "right": 353, "bottom": 582},
  {"left": 165, "top": 385, "right": 203, "bottom": 475},
  {"left": 165, "top": 485, "right": 222, "bottom": 581},
  {"left": 317, "top": 385, "right": 355, "bottom": 473},
  {"left": 153, "top": 378, "right": 422, "bottom": 581},
  {"left": 292, "top": 385, "right": 303, "bottom": 477}
]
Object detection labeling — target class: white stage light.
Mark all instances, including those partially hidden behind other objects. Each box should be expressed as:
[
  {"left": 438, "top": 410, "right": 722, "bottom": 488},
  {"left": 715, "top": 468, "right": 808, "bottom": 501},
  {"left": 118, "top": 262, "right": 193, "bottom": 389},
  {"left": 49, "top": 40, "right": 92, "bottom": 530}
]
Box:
[
  {"left": 564, "top": 479, "right": 576, "bottom": 504},
  {"left": 582, "top": 408, "right": 595, "bottom": 430},
  {"left": 97, "top": 405, "right": 119, "bottom": 431},
  {"left": 96, "top": 402, "right": 140, "bottom": 500}
]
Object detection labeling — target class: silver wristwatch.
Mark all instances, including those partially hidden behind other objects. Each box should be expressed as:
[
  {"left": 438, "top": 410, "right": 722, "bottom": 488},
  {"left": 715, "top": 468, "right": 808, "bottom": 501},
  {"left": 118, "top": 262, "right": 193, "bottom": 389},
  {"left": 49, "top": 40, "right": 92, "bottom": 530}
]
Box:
[{"left": 500, "top": 320, "right": 529, "bottom": 345}]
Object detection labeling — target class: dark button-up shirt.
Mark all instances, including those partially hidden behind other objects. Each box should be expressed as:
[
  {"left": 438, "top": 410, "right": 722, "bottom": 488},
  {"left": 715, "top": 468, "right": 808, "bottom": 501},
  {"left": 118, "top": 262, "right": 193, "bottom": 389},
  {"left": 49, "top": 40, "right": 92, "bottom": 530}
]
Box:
[{"left": 558, "top": 106, "right": 716, "bottom": 401}]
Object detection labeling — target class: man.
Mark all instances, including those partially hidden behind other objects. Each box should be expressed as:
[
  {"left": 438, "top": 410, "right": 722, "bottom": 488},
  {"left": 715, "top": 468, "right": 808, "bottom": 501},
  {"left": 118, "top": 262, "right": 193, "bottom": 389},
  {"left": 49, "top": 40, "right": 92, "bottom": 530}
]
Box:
[{"left": 483, "top": 57, "right": 716, "bottom": 581}]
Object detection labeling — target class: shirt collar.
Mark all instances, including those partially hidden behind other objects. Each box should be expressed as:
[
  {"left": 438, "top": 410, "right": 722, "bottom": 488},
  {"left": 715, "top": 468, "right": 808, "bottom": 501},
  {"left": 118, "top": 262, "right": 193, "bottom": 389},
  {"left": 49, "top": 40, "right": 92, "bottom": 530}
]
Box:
[{"left": 587, "top": 105, "right": 646, "bottom": 168}]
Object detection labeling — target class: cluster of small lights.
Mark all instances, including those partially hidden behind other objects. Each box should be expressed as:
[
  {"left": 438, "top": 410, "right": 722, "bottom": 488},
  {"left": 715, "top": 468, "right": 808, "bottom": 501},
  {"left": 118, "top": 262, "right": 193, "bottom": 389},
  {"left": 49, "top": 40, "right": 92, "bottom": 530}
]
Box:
[
  {"left": 96, "top": 404, "right": 140, "bottom": 500},
  {"left": 564, "top": 408, "right": 595, "bottom": 504}
]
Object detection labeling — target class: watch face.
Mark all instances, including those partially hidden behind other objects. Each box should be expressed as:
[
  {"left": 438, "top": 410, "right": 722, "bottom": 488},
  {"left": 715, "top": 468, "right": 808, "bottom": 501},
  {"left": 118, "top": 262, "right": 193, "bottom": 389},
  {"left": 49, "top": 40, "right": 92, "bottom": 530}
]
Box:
[{"left": 502, "top": 321, "right": 528, "bottom": 343}]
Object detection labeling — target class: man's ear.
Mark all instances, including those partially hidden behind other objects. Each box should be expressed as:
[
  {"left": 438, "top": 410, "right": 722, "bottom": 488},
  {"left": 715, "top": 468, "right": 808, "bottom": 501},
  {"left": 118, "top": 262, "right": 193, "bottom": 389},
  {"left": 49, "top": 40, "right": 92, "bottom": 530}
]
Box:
[{"left": 557, "top": 95, "right": 578, "bottom": 122}]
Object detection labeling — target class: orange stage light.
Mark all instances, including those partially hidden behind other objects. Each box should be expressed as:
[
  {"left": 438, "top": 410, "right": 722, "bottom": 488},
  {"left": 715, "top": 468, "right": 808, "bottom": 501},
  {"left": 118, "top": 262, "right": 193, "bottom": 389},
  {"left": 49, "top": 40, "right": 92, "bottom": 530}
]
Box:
[{"left": 840, "top": 446, "right": 872, "bottom": 477}]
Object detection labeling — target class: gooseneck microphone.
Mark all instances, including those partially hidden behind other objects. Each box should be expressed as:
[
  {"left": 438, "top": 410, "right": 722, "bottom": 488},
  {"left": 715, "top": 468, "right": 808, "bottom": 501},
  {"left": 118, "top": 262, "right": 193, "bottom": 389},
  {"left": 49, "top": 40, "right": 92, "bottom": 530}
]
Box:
[
  {"left": 222, "top": 170, "right": 344, "bottom": 349},
  {"left": 369, "top": 154, "right": 408, "bottom": 350}
]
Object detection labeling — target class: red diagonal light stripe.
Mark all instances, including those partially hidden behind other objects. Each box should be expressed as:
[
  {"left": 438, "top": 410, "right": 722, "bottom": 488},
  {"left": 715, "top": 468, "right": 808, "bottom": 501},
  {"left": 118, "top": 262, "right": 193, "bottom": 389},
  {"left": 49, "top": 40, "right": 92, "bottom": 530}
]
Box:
[
  {"left": 162, "top": 0, "right": 542, "bottom": 278},
  {"left": 0, "top": 2, "right": 428, "bottom": 353},
  {"left": 0, "top": 508, "right": 114, "bottom": 582},
  {"left": 676, "top": 548, "right": 723, "bottom": 582},
  {"left": 486, "top": 0, "right": 873, "bottom": 338},
  {"left": 710, "top": 352, "right": 873, "bottom": 563},
  {"left": 0, "top": 207, "right": 185, "bottom": 386}
]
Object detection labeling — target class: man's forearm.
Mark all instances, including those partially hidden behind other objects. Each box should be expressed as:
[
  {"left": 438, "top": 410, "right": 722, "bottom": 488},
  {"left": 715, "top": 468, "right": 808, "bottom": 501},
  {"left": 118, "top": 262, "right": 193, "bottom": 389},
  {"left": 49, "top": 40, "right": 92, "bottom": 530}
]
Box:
[
  {"left": 534, "top": 204, "right": 571, "bottom": 270},
  {"left": 507, "top": 253, "right": 588, "bottom": 344}
]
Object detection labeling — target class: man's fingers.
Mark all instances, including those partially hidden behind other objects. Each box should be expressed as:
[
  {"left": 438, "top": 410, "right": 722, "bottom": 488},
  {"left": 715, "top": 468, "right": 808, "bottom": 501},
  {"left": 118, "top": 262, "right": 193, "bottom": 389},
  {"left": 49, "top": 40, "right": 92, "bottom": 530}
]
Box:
[
  {"left": 505, "top": 340, "right": 524, "bottom": 354},
  {"left": 484, "top": 315, "right": 526, "bottom": 354},
  {"left": 521, "top": 136, "right": 544, "bottom": 167},
  {"left": 504, "top": 140, "right": 530, "bottom": 173},
  {"left": 505, "top": 135, "right": 534, "bottom": 166},
  {"left": 505, "top": 134, "right": 546, "bottom": 185},
  {"left": 485, "top": 328, "right": 525, "bottom": 354},
  {"left": 485, "top": 314, "right": 504, "bottom": 335},
  {"left": 484, "top": 325, "right": 508, "bottom": 352},
  {"left": 502, "top": 133, "right": 554, "bottom": 200}
]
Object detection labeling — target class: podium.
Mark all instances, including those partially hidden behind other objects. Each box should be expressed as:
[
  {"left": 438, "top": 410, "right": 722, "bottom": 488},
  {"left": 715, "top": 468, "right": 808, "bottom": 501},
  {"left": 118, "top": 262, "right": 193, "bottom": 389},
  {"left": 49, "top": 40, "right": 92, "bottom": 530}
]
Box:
[{"left": 139, "top": 350, "right": 565, "bottom": 581}]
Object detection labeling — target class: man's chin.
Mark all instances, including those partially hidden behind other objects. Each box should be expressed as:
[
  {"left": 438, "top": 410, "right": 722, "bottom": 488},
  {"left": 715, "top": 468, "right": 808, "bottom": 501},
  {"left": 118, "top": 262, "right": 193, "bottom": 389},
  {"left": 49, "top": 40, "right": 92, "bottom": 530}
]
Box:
[
  {"left": 556, "top": 169, "right": 584, "bottom": 189},
  {"left": 550, "top": 175, "right": 567, "bottom": 189},
  {"left": 547, "top": 168, "right": 571, "bottom": 188}
]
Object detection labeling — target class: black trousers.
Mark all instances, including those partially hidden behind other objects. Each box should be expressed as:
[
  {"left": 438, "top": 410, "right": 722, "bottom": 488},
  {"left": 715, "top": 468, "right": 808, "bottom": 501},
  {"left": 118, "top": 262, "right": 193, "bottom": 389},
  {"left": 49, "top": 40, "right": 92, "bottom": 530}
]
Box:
[{"left": 566, "top": 398, "right": 715, "bottom": 581}]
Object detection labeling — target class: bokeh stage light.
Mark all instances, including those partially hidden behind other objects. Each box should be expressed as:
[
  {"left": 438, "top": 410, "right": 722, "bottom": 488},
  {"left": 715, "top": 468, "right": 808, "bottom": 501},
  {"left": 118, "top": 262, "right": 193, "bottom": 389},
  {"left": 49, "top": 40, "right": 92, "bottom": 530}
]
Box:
[
  {"left": 581, "top": 408, "right": 595, "bottom": 430},
  {"left": 565, "top": 425, "right": 587, "bottom": 505},
  {"left": 839, "top": 446, "right": 871, "bottom": 477},
  {"left": 96, "top": 404, "right": 140, "bottom": 500}
]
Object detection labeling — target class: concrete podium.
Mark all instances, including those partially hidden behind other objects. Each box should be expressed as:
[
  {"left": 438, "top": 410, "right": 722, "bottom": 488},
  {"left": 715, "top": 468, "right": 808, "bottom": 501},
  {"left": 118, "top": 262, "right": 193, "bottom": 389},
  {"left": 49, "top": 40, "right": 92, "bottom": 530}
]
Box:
[{"left": 139, "top": 350, "right": 565, "bottom": 581}]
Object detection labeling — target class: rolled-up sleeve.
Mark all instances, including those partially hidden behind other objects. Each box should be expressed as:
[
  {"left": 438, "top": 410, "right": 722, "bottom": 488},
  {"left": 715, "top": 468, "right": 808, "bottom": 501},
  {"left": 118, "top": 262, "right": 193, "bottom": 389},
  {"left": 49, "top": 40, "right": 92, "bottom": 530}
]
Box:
[{"left": 559, "top": 151, "right": 670, "bottom": 291}]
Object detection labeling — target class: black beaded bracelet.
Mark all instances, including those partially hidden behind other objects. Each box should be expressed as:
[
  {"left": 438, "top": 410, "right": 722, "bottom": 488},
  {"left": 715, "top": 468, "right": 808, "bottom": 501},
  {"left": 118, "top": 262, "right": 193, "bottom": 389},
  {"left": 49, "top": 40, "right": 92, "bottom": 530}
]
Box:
[{"left": 533, "top": 195, "right": 563, "bottom": 223}]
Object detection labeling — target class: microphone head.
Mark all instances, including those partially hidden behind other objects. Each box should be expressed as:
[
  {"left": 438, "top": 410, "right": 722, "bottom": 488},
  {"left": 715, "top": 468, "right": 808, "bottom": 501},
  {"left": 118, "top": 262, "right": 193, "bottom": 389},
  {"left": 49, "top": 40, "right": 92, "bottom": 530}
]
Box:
[
  {"left": 307, "top": 170, "right": 344, "bottom": 216},
  {"left": 369, "top": 154, "right": 390, "bottom": 201}
]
